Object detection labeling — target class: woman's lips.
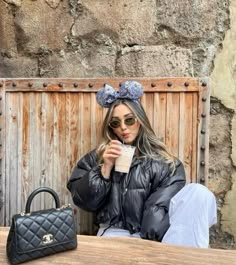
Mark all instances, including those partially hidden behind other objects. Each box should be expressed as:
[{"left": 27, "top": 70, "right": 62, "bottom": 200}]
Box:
[{"left": 123, "top": 133, "right": 130, "bottom": 138}]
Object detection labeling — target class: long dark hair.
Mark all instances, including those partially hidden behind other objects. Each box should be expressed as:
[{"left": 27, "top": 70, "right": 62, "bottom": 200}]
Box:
[{"left": 96, "top": 99, "right": 176, "bottom": 170}]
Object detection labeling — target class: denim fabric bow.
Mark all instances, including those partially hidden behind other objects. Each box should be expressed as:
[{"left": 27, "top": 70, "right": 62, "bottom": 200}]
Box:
[{"left": 96, "top": 81, "right": 144, "bottom": 108}]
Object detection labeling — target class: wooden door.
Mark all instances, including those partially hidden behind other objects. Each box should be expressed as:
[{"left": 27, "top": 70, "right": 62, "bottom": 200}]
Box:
[{"left": 0, "top": 78, "right": 210, "bottom": 234}]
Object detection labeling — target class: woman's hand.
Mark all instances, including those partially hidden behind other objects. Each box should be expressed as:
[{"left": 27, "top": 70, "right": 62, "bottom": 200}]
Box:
[{"left": 101, "top": 140, "right": 122, "bottom": 179}]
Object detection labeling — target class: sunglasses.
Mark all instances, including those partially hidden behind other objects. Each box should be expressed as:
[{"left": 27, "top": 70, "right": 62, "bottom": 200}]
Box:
[{"left": 109, "top": 117, "right": 137, "bottom": 129}]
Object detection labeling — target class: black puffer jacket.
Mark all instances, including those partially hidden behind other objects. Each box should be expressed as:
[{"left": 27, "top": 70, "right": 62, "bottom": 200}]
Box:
[{"left": 67, "top": 149, "right": 186, "bottom": 241}]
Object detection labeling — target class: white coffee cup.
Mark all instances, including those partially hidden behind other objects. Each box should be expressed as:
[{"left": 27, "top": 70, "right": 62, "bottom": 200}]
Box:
[{"left": 115, "top": 145, "right": 135, "bottom": 173}]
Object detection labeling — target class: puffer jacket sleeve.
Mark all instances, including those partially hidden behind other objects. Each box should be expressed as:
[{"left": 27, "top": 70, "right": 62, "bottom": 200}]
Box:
[
  {"left": 67, "top": 149, "right": 112, "bottom": 212},
  {"left": 140, "top": 159, "right": 186, "bottom": 241}
]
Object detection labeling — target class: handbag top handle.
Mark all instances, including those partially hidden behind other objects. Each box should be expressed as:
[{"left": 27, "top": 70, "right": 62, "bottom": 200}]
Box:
[{"left": 25, "top": 187, "right": 60, "bottom": 213}]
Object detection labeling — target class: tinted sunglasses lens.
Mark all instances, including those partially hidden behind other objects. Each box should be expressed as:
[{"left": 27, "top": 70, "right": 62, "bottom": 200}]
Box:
[
  {"left": 109, "top": 117, "right": 136, "bottom": 128},
  {"left": 109, "top": 120, "right": 120, "bottom": 128},
  {"left": 125, "top": 117, "right": 136, "bottom": 126}
]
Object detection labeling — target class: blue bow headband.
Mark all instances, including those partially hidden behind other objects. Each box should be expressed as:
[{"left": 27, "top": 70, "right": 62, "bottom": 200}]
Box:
[{"left": 96, "top": 81, "right": 144, "bottom": 108}]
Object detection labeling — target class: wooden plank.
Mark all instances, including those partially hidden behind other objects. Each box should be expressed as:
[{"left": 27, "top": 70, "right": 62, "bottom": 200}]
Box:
[
  {"left": 1, "top": 227, "right": 236, "bottom": 265},
  {"left": 140, "top": 93, "right": 146, "bottom": 115},
  {"left": 166, "top": 93, "right": 180, "bottom": 157},
  {"left": 5, "top": 93, "right": 10, "bottom": 223},
  {"left": 52, "top": 93, "right": 59, "bottom": 200},
  {"left": 153, "top": 93, "right": 167, "bottom": 144},
  {"left": 178, "top": 93, "right": 186, "bottom": 164},
  {"left": 17, "top": 93, "right": 23, "bottom": 212},
  {"left": 68, "top": 93, "right": 81, "bottom": 169},
  {"left": 29, "top": 92, "right": 42, "bottom": 211},
  {"left": 79, "top": 93, "right": 84, "bottom": 159},
  {"left": 90, "top": 93, "right": 97, "bottom": 148},
  {"left": 39, "top": 92, "right": 47, "bottom": 209},
  {"left": 53, "top": 93, "right": 67, "bottom": 203},
  {"left": 21, "top": 93, "right": 30, "bottom": 210},
  {"left": 43, "top": 93, "right": 54, "bottom": 209},
  {"left": 79, "top": 93, "right": 93, "bottom": 235},
  {"left": 141, "top": 93, "right": 155, "bottom": 127},
  {"left": 91, "top": 93, "right": 104, "bottom": 148},
  {"left": 5, "top": 93, "right": 18, "bottom": 222},
  {"left": 28, "top": 93, "right": 35, "bottom": 209},
  {"left": 65, "top": 93, "right": 71, "bottom": 205},
  {"left": 102, "top": 106, "right": 108, "bottom": 121},
  {"left": 59, "top": 94, "right": 67, "bottom": 205},
  {"left": 94, "top": 95, "right": 103, "bottom": 145},
  {"left": 5, "top": 78, "right": 203, "bottom": 93},
  {"left": 67, "top": 93, "right": 81, "bottom": 232},
  {"left": 83, "top": 93, "right": 91, "bottom": 154},
  {"left": 52, "top": 93, "right": 60, "bottom": 201},
  {"left": 192, "top": 92, "right": 199, "bottom": 183},
  {"left": 179, "top": 93, "right": 193, "bottom": 183},
  {"left": 143, "top": 93, "right": 154, "bottom": 127},
  {"left": 0, "top": 80, "right": 6, "bottom": 225},
  {"left": 69, "top": 93, "right": 80, "bottom": 167},
  {"left": 60, "top": 93, "right": 67, "bottom": 204}
]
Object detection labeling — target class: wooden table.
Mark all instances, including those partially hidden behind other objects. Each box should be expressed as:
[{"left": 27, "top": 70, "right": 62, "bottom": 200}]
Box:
[{"left": 1, "top": 227, "right": 236, "bottom": 265}]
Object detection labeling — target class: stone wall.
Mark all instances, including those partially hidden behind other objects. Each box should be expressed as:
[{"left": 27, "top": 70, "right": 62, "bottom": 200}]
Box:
[
  {"left": 210, "top": 0, "right": 236, "bottom": 249},
  {"left": 0, "top": 0, "right": 229, "bottom": 78},
  {"left": 0, "top": 0, "right": 235, "bottom": 249}
]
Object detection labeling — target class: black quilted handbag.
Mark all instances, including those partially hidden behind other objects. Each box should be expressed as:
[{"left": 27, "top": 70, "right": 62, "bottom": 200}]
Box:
[{"left": 6, "top": 187, "right": 77, "bottom": 265}]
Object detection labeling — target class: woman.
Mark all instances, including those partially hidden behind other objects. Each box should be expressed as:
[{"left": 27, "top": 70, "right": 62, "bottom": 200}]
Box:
[{"left": 67, "top": 81, "right": 217, "bottom": 248}]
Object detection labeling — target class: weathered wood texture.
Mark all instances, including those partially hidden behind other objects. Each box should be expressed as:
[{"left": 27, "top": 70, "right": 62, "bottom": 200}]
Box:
[
  {"left": 1, "top": 227, "right": 236, "bottom": 265},
  {"left": 0, "top": 78, "right": 209, "bottom": 235}
]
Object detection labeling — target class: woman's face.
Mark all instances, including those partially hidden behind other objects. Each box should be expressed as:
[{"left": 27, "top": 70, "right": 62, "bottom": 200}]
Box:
[{"left": 110, "top": 104, "right": 140, "bottom": 145}]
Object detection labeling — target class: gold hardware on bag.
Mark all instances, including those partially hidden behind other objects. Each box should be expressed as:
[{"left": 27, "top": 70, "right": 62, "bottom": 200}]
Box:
[
  {"left": 61, "top": 203, "right": 71, "bottom": 208},
  {"left": 57, "top": 203, "right": 71, "bottom": 210},
  {"left": 42, "top": 234, "right": 54, "bottom": 244},
  {"left": 20, "top": 212, "right": 30, "bottom": 216}
]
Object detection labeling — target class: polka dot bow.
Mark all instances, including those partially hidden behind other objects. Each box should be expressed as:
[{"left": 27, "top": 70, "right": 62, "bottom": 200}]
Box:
[{"left": 96, "top": 81, "right": 144, "bottom": 108}]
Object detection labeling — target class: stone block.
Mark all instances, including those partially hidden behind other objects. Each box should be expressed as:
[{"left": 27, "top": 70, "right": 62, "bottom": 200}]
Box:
[
  {"left": 221, "top": 172, "right": 236, "bottom": 239},
  {"left": 0, "top": 2, "right": 17, "bottom": 54},
  {"left": 12, "top": 0, "right": 73, "bottom": 53},
  {"left": 72, "top": 0, "right": 157, "bottom": 45},
  {"left": 39, "top": 47, "right": 116, "bottom": 77},
  {"left": 116, "top": 45, "right": 193, "bottom": 77},
  {"left": 0, "top": 56, "right": 38, "bottom": 77},
  {"left": 156, "top": 0, "right": 217, "bottom": 38},
  {"left": 208, "top": 100, "right": 233, "bottom": 195}
]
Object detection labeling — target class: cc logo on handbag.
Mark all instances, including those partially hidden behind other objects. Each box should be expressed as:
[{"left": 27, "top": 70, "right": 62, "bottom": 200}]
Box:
[{"left": 42, "top": 234, "right": 54, "bottom": 244}]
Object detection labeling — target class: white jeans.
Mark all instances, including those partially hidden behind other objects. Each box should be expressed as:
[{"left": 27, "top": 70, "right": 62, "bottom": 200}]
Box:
[{"left": 97, "top": 183, "right": 217, "bottom": 248}]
